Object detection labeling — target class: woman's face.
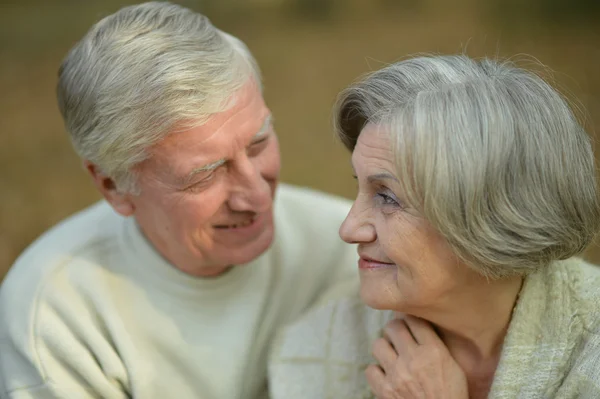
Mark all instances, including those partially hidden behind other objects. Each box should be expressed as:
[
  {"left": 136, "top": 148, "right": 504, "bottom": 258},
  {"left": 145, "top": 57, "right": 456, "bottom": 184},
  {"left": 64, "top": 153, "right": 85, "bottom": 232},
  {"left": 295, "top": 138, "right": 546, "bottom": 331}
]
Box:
[{"left": 339, "top": 123, "right": 481, "bottom": 313}]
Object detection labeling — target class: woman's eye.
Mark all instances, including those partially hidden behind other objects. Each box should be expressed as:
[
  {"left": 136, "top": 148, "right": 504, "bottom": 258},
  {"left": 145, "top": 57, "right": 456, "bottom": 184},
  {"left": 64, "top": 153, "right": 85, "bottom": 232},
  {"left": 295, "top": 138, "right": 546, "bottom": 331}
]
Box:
[
  {"left": 375, "top": 189, "right": 406, "bottom": 210},
  {"left": 377, "top": 192, "right": 398, "bottom": 205}
]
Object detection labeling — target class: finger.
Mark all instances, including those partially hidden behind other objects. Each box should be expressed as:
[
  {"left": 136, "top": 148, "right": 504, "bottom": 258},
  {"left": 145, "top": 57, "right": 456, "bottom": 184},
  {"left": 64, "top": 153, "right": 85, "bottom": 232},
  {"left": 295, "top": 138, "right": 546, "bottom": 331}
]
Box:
[
  {"left": 371, "top": 337, "right": 397, "bottom": 372},
  {"left": 383, "top": 318, "right": 418, "bottom": 356},
  {"left": 365, "top": 364, "right": 388, "bottom": 398},
  {"left": 403, "top": 315, "right": 442, "bottom": 346}
]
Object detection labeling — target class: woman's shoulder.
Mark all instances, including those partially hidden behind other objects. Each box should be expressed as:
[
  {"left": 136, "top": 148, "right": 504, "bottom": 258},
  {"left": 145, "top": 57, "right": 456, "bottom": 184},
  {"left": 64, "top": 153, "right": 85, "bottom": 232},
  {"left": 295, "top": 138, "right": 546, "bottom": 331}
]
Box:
[
  {"left": 550, "top": 258, "right": 600, "bottom": 397},
  {"left": 269, "top": 281, "right": 393, "bottom": 399},
  {"left": 557, "top": 257, "right": 600, "bottom": 330},
  {"left": 551, "top": 258, "right": 600, "bottom": 397},
  {"left": 571, "top": 258, "right": 600, "bottom": 299}
]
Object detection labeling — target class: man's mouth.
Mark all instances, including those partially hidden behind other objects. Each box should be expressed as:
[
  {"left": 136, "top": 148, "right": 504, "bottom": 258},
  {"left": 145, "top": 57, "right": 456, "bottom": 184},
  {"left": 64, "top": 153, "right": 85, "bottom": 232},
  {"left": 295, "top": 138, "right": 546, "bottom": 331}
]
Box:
[{"left": 214, "top": 217, "right": 255, "bottom": 229}]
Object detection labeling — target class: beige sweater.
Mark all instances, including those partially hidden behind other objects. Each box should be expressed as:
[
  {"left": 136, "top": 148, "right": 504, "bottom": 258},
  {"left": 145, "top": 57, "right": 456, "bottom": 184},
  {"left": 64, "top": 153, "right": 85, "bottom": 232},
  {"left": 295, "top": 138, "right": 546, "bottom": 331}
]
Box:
[
  {"left": 0, "top": 184, "right": 358, "bottom": 399},
  {"left": 269, "top": 258, "right": 600, "bottom": 398}
]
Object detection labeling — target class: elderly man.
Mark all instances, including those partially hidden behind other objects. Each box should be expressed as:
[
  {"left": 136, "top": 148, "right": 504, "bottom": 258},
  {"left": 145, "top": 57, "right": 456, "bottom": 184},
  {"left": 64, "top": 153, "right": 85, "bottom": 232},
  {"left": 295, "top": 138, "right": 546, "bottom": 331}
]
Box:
[{"left": 0, "top": 2, "right": 357, "bottom": 398}]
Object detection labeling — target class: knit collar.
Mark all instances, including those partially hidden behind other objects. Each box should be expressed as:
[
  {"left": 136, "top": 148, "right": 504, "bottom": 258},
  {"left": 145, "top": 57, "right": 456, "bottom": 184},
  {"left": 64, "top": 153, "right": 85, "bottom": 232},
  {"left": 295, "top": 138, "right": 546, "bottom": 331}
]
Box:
[
  {"left": 118, "top": 215, "right": 262, "bottom": 298},
  {"left": 488, "top": 259, "right": 584, "bottom": 398}
]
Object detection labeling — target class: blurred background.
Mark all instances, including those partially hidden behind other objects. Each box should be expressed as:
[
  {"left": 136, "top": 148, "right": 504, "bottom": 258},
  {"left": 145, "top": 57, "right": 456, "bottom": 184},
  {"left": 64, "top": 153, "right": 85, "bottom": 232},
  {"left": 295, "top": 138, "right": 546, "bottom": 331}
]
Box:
[{"left": 1, "top": 0, "right": 600, "bottom": 281}]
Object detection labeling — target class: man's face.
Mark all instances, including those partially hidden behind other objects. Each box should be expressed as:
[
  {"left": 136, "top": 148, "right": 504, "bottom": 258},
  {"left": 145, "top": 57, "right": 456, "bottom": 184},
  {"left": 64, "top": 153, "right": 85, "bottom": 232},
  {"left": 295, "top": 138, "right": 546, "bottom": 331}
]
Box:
[{"left": 125, "top": 80, "right": 280, "bottom": 276}]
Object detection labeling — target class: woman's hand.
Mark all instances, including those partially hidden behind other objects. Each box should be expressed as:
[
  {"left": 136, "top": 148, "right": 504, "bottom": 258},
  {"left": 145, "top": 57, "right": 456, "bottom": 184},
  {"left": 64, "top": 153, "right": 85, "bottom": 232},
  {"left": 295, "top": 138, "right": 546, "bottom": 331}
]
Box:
[{"left": 367, "top": 316, "right": 468, "bottom": 399}]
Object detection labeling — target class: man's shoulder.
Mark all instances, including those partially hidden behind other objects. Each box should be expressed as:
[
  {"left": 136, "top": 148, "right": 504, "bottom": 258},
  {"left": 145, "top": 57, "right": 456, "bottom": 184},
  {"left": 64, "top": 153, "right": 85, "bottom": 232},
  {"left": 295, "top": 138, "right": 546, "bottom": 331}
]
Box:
[
  {"left": 272, "top": 184, "right": 354, "bottom": 254},
  {"left": 276, "top": 183, "right": 352, "bottom": 216},
  {"left": 0, "top": 200, "right": 123, "bottom": 321},
  {"left": 0, "top": 201, "right": 130, "bottom": 396},
  {"left": 0, "top": 201, "right": 126, "bottom": 390},
  {"left": 6, "top": 200, "right": 120, "bottom": 269}
]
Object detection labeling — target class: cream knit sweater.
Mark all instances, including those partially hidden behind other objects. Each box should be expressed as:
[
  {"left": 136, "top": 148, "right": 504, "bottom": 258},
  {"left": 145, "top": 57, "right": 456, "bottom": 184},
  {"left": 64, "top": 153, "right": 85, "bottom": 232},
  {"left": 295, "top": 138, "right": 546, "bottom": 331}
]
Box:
[
  {"left": 270, "top": 258, "right": 600, "bottom": 398},
  {"left": 0, "top": 184, "right": 358, "bottom": 399}
]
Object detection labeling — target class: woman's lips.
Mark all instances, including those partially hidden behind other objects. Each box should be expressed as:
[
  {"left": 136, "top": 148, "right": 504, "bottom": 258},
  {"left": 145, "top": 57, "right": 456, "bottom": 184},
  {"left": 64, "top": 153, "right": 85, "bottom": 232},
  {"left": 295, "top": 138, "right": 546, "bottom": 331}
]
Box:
[{"left": 358, "top": 256, "right": 396, "bottom": 270}]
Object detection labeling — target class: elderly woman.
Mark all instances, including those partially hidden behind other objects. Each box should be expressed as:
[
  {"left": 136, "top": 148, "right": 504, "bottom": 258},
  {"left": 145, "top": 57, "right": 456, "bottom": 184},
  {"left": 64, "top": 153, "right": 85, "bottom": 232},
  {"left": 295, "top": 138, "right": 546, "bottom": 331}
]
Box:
[{"left": 269, "top": 55, "right": 600, "bottom": 399}]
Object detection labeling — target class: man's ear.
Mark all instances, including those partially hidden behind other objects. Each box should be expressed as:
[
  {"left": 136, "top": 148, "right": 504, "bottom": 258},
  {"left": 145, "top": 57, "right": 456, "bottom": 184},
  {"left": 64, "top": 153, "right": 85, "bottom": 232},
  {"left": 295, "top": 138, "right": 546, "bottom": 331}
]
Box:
[{"left": 84, "top": 160, "right": 135, "bottom": 217}]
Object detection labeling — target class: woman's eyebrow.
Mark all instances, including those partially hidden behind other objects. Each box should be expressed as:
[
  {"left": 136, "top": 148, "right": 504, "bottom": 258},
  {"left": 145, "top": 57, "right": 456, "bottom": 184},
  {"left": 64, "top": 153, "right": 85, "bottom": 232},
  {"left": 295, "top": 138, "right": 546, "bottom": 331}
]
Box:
[{"left": 367, "top": 172, "right": 399, "bottom": 184}]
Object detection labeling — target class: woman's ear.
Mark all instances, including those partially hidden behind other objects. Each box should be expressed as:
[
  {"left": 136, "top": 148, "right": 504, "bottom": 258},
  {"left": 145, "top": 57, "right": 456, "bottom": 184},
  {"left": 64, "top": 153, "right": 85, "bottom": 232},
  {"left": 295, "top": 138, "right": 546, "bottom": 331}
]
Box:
[{"left": 84, "top": 160, "right": 135, "bottom": 216}]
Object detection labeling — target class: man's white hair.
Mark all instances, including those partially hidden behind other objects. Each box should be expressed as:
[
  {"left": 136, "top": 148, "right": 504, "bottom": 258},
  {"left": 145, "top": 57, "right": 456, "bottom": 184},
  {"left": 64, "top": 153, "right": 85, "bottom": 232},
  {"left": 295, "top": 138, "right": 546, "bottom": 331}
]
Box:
[
  {"left": 334, "top": 54, "right": 600, "bottom": 278},
  {"left": 57, "top": 1, "right": 261, "bottom": 193}
]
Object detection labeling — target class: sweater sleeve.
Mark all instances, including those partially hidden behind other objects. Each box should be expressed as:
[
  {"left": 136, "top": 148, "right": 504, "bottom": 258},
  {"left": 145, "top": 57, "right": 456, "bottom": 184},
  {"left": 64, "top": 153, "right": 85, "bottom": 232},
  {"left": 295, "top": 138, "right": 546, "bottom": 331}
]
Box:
[
  {"left": 0, "top": 284, "right": 130, "bottom": 399},
  {"left": 1, "top": 383, "right": 56, "bottom": 399},
  {"left": 0, "top": 380, "right": 92, "bottom": 399}
]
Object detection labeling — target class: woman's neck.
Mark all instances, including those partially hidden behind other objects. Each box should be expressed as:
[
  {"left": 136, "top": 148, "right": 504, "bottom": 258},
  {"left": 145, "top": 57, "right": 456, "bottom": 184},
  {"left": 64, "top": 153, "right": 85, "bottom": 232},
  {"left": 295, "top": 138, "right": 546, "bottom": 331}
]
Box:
[
  {"left": 422, "top": 275, "right": 522, "bottom": 358},
  {"left": 408, "top": 275, "right": 524, "bottom": 395}
]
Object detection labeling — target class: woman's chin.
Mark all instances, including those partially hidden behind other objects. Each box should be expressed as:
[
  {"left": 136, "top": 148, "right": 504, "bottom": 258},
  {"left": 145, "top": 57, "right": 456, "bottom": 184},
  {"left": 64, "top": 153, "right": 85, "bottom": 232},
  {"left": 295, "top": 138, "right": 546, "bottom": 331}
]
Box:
[
  {"left": 359, "top": 284, "right": 397, "bottom": 310},
  {"left": 358, "top": 269, "right": 402, "bottom": 310}
]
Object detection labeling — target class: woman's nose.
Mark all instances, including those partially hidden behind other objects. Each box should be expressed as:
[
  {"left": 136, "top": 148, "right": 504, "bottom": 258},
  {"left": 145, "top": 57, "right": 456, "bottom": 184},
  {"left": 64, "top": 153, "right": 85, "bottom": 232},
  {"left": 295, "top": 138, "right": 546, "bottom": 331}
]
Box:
[{"left": 339, "top": 199, "right": 376, "bottom": 244}]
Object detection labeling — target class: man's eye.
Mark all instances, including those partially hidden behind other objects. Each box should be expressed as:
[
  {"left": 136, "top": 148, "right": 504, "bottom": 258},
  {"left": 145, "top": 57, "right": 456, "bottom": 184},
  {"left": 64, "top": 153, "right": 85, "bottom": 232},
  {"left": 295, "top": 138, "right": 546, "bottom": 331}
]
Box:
[
  {"left": 257, "top": 135, "right": 270, "bottom": 143},
  {"left": 185, "top": 173, "right": 215, "bottom": 192},
  {"left": 251, "top": 136, "right": 269, "bottom": 147},
  {"left": 248, "top": 136, "right": 269, "bottom": 155}
]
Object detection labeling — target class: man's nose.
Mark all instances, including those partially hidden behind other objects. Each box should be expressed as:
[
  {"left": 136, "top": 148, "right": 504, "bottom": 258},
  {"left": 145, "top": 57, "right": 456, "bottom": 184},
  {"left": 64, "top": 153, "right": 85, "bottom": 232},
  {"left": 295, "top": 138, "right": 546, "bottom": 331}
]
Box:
[{"left": 227, "top": 155, "right": 272, "bottom": 213}]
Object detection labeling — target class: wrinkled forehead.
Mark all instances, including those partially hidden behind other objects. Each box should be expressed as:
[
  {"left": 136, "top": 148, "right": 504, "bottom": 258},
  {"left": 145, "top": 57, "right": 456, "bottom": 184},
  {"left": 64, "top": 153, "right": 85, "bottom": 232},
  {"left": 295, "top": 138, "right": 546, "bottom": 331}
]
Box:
[
  {"left": 163, "top": 80, "right": 268, "bottom": 145},
  {"left": 352, "top": 123, "right": 395, "bottom": 166},
  {"left": 202, "top": 79, "right": 266, "bottom": 132},
  {"left": 140, "top": 82, "right": 269, "bottom": 177}
]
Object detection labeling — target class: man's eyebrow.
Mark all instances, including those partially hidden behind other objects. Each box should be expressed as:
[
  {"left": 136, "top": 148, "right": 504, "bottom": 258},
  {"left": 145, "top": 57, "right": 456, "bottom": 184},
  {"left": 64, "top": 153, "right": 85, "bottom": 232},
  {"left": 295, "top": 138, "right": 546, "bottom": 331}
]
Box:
[
  {"left": 250, "top": 114, "right": 273, "bottom": 143},
  {"left": 179, "top": 159, "right": 226, "bottom": 186},
  {"left": 178, "top": 115, "right": 273, "bottom": 186}
]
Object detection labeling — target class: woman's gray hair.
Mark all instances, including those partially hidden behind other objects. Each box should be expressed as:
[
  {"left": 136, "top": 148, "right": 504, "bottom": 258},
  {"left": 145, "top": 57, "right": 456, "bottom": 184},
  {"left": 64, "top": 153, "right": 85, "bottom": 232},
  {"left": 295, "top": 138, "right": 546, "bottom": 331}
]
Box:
[
  {"left": 57, "top": 1, "right": 261, "bottom": 193},
  {"left": 334, "top": 54, "right": 600, "bottom": 278}
]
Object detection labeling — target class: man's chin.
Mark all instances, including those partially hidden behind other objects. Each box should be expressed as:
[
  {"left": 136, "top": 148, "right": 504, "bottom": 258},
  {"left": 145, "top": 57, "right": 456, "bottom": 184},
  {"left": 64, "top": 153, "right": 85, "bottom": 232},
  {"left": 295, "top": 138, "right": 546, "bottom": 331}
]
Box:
[{"left": 222, "top": 225, "right": 275, "bottom": 266}]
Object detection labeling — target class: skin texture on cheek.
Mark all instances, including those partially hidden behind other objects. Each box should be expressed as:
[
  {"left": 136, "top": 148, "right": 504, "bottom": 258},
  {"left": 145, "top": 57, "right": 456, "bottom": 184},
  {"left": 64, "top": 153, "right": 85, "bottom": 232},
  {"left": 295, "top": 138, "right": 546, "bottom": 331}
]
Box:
[{"left": 368, "top": 214, "right": 417, "bottom": 309}]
